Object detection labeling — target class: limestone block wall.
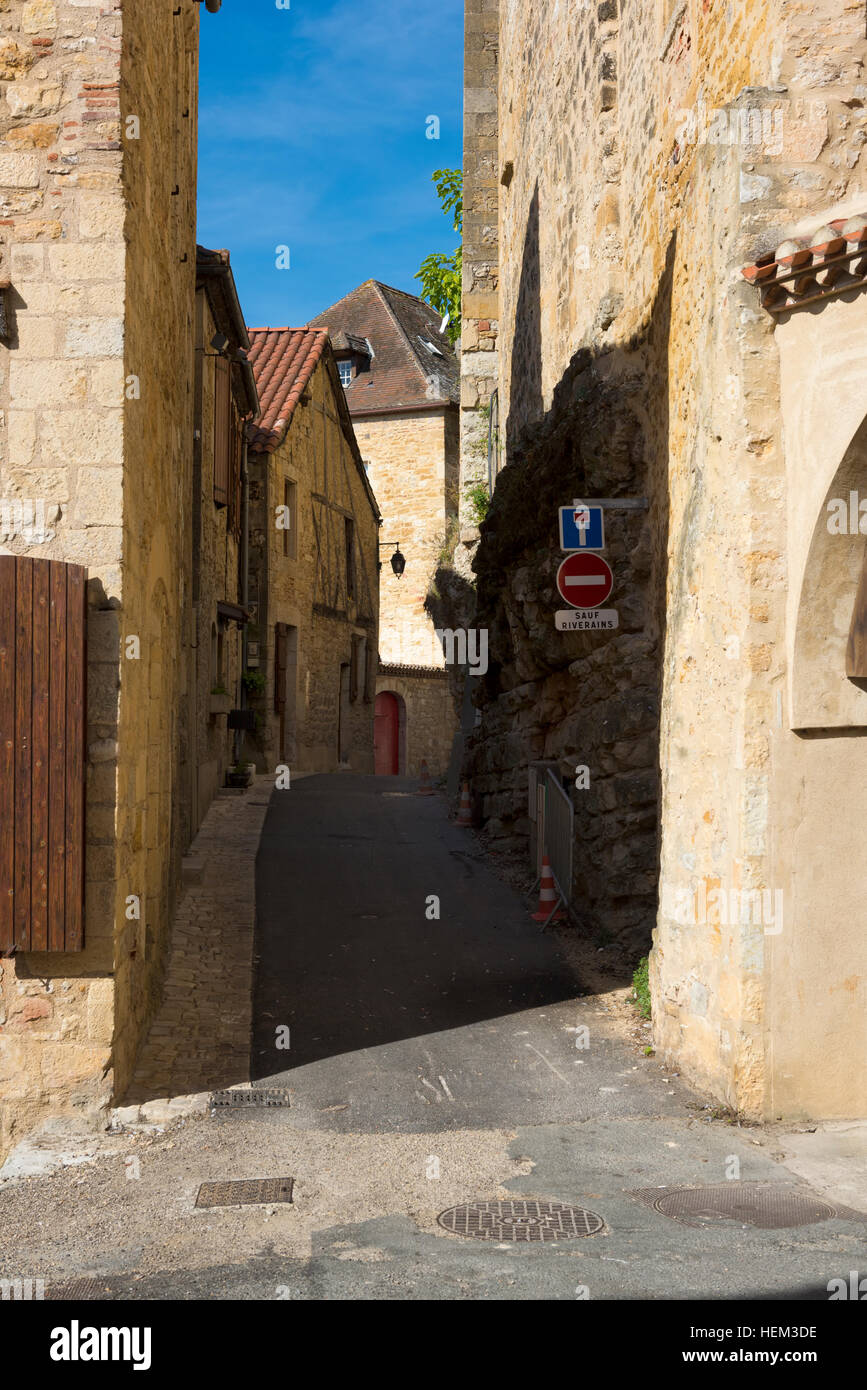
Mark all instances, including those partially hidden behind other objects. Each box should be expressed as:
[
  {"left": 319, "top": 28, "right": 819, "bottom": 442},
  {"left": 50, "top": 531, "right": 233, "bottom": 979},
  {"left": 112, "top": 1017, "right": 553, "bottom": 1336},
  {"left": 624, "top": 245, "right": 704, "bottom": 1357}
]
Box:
[
  {"left": 191, "top": 289, "right": 242, "bottom": 832},
  {"left": 110, "top": 0, "right": 198, "bottom": 1101},
  {"left": 461, "top": 0, "right": 499, "bottom": 523},
  {"left": 375, "top": 667, "right": 454, "bottom": 777},
  {"left": 248, "top": 357, "right": 379, "bottom": 777},
  {"left": 0, "top": 0, "right": 199, "bottom": 1159},
  {"left": 353, "top": 407, "right": 457, "bottom": 670},
  {"left": 467, "top": 0, "right": 867, "bottom": 1118}
]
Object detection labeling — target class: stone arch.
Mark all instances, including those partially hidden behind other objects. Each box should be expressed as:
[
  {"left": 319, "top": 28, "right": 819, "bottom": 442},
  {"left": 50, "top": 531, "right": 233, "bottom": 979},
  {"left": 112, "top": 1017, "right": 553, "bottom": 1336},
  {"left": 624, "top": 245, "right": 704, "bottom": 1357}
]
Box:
[{"left": 791, "top": 412, "right": 867, "bottom": 729}]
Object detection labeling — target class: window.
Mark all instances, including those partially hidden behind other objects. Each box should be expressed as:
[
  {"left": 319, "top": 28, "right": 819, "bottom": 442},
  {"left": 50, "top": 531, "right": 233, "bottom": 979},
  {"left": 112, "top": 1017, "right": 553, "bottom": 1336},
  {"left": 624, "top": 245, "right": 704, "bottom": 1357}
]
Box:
[
  {"left": 283, "top": 479, "right": 297, "bottom": 559},
  {"left": 344, "top": 517, "right": 355, "bottom": 600},
  {"left": 338, "top": 359, "right": 353, "bottom": 388},
  {"left": 419, "top": 336, "right": 445, "bottom": 358}
]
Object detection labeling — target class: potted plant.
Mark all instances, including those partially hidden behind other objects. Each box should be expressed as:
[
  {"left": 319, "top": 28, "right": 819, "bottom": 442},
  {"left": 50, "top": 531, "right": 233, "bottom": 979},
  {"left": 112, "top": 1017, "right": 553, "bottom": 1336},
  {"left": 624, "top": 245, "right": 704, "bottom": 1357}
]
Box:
[
  {"left": 225, "top": 760, "right": 253, "bottom": 789},
  {"left": 241, "top": 669, "right": 266, "bottom": 697}
]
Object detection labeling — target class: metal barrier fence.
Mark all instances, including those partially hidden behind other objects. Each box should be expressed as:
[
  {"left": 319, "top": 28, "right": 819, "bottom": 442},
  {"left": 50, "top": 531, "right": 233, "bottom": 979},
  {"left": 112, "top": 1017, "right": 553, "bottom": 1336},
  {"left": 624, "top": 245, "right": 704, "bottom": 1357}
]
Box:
[
  {"left": 544, "top": 769, "right": 574, "bottom": 915},
  {"left": 527, "top": 762, "right": 575, "bottom": 919},
  {"left": 528, "top": 760, "right": 559, "bottom": 877}
]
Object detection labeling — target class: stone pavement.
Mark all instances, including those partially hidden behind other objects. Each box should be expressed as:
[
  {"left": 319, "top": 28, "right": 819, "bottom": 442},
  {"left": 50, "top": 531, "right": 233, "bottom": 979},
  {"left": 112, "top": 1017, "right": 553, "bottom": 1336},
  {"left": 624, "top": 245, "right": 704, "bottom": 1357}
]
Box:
[{"left": 122, "top": 779, "right": 274, "bottom": 1107}]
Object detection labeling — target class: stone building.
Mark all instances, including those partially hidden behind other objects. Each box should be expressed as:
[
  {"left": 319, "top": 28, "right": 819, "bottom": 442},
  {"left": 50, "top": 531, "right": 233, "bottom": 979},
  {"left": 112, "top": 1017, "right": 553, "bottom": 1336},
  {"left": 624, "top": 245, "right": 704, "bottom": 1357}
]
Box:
[
  {"left": 457, "top": 0, "right": 867, "bottom": 1120},
  {"left": 0, "top": 0, "right": 205, "bottom": 1162},
  {"left": 308, "top": 281, "right": 458, "bottom": 776},
  {"left": 245, "top": 327, "right": 380, "bottom": 775},
  {"left": 191, "top": 246, "right": 259, "bottom": 829}
]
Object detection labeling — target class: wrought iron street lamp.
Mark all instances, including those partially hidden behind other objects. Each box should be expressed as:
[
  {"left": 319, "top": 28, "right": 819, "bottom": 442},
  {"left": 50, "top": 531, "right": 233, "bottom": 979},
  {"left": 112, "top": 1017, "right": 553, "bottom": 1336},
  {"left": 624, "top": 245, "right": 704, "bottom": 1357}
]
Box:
[{"left": 378, "top": 541, "right": 406, "bottom": 577}]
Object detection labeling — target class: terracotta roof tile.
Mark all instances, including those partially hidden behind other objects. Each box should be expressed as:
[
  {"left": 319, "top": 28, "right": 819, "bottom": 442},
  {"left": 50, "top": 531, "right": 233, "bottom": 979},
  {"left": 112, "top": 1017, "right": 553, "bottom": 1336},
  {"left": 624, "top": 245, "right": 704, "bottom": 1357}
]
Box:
[
  {"left": 741, "top": 214, "right": 867, "bottom": 314},
  {"left": 245, "top": 328, "right": 329, "bottom": 452}
]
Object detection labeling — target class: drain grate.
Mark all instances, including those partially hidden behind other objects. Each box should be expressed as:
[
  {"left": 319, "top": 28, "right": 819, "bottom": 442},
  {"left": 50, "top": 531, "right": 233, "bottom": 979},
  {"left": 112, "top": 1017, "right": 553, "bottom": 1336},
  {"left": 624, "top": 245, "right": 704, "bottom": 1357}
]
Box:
[
  {"left": 47, "top": 1278, "right": 105, "bottom": 1300},
  {"left": 210, "top": 1089, "right": 290, "bottom": 1109},
  {"left": 195, "top": 1177, "right": 294, "bottom": 1209},
  {"left": 629, "top": 1183, "right": 855, "bottom": 1229},
  {"left": 438, "top": 1200, "right": 604, "bottom": 1242}
]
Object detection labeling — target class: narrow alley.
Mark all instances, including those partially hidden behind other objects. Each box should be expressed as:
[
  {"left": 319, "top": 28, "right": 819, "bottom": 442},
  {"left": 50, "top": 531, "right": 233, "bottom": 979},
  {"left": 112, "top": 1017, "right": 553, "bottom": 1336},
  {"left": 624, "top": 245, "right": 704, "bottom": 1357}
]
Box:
[{"left": 0, "top": 779, "right": 864, "bottom": 1308}]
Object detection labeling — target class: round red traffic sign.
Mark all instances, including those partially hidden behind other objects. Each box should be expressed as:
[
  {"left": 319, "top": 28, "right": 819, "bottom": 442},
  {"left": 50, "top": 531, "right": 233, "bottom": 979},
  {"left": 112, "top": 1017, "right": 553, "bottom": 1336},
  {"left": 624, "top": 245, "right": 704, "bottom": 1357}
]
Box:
[{"left": 556, "top": 552, "right": 614, "bottom": 609}]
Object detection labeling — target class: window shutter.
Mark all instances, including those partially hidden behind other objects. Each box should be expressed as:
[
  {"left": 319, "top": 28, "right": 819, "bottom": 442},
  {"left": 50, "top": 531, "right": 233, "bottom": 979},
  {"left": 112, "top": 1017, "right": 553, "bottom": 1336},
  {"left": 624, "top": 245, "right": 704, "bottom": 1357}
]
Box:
[
  {"left": 364, "top": 640, "right": 377, "bottom": 703},
  {"left": 274, "top": 622, "right": 288, "bottom": 713},
  {"left": 230, "top": 399, "right": 242, "bottom": 538},
  {"left": 349, "top": 636, "right": 359, "bottom": 703},
  {"left": 214, "top": 354, "right": 230, "bottom": 508},
  {"left": 0, "top": 557, "right": 87, "bottom": 953}
]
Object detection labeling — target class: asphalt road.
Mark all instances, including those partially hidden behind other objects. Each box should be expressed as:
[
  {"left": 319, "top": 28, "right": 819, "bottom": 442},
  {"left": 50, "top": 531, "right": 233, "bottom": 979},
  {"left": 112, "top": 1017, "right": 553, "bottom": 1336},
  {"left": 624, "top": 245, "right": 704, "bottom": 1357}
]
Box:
[
  {"left": 2, "top": 776, "right": 865, "bottom": 1307},
  {"left": 251, "top": 775, "right": 686, "bottom": 1130}
]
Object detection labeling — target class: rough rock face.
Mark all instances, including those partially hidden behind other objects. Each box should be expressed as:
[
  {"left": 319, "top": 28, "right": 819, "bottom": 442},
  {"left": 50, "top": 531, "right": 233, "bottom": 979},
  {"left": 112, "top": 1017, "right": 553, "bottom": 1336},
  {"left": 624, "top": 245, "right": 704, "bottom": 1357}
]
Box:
[{"left": 436, "top": 344, "right": 665, "bottom": 953}]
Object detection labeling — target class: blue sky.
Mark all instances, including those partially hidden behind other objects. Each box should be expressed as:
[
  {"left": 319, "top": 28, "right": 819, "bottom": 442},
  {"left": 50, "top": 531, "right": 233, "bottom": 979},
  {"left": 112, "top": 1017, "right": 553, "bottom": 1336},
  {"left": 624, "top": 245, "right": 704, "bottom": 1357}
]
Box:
[{"left": 197, "top": 0, "right": 464, "bottom": 329}]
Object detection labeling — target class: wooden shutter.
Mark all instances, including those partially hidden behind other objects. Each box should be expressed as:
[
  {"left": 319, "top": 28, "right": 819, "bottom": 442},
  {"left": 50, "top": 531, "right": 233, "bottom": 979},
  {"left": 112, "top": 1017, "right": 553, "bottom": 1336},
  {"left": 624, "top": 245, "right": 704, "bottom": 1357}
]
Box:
[
  {"left": 0, "top": 557, "right": 87, "bottom": 953},
  {"left": 349, "top": 636, "right": 359, "bottom": 703},
  {"left": 214, "top": 354, "right": 230, "bottom": 508},
  {"left": 231, "top": 410, "right": 242, "bottom": 538},
  {"left": 274, "top": 622, "right": 288, "bottom": 713}
]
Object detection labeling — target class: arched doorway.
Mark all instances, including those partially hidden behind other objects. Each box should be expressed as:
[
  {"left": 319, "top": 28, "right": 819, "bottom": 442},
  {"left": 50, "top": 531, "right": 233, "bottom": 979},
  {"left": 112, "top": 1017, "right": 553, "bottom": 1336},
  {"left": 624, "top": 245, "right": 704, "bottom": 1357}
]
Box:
[{"left": 374, "top": 691, "right": 402, "bottom": 774}]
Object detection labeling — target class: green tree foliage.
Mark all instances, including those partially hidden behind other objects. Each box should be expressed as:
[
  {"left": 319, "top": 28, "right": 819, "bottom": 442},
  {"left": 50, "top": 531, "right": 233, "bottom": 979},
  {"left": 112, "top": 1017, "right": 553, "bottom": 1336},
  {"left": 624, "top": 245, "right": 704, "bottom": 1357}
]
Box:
[{"left": 415, "top": 169, "right": 463, "bottom": 344}]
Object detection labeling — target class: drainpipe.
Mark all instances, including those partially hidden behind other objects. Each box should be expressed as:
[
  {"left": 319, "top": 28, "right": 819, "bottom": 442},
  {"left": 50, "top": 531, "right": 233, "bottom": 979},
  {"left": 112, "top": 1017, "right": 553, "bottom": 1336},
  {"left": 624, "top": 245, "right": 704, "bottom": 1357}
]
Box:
[{"left": 235, "top": 431, "right": 250, "bottom": 765}]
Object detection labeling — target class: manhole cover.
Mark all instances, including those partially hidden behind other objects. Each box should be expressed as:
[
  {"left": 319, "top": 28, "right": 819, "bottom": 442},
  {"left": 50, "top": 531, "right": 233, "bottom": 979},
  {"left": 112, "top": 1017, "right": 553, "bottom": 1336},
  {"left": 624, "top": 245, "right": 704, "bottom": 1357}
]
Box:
[
  {"left": 195, "top": 1178, "right": 294, "bottom": 1208},
  {"left": 437, "top": 1200, "right": 604, "bottom": 1242},
  {"left": 630, "top": 1183, "right": 845, "bottom": 1229},
  {"left": 47, "top": 1278, "right": 105, "bottom": 1300},
  {"left": 210, "top": 1089, "right": 290, "bottom": 1109}
]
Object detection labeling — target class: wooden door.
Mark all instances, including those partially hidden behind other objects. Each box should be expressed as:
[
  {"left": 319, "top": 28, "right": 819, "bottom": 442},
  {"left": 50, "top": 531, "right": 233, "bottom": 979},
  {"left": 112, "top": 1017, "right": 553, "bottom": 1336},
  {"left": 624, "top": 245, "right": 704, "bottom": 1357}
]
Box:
[{"left": 374, "top": 692, "right": 399, "bottom": 776}]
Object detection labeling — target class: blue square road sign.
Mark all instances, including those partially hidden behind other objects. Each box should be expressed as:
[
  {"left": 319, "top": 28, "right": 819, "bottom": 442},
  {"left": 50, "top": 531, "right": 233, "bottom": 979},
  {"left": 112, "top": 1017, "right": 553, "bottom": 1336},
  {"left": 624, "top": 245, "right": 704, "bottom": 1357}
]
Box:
[{"left": 559, "top": 505, "right": 605, "bottom": 551}]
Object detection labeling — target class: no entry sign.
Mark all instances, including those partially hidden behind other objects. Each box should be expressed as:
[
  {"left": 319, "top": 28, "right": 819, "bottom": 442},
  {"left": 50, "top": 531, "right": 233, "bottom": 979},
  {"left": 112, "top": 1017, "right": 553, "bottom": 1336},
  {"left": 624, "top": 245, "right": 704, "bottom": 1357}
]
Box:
[{"left": 556, "top": 552, "right": 614, "bottom": 609}]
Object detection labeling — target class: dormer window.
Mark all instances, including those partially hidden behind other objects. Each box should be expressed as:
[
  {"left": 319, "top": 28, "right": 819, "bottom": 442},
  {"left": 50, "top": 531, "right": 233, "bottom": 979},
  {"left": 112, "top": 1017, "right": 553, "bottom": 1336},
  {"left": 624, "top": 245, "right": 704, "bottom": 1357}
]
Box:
[{"left": 338, "top": 360, "right": 353, "bottom": 388}]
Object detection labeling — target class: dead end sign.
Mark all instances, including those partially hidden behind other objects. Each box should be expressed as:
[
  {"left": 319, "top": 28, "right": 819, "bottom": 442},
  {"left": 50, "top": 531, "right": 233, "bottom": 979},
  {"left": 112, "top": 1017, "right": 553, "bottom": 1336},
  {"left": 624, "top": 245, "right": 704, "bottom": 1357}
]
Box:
[{"left": 556, "top": 552, "right": 614, "bottom": 609}]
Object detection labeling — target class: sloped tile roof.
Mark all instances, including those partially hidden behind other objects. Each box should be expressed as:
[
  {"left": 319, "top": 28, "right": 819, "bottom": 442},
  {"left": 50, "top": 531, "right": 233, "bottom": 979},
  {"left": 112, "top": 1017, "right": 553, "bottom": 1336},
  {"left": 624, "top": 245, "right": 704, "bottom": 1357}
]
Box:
[
  {"left": 245, "top": 328, "right": 329, "bottom": 452},
  {"left": 308, "top": 280, "right": 459, "bottom": 415}
]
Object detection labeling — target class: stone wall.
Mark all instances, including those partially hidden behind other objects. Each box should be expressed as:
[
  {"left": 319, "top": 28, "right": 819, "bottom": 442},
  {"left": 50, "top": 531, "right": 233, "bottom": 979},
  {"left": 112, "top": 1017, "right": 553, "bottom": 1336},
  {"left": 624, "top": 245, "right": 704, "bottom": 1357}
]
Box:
[
  {"left": 460, "top": 0, "right": 499, "bottom": 529},
  {"left": 248, "top": 354, "right": 379, "bottom": 777},
  {"left": 0, "top": 0, "right": 199, "bottom": 1160},
  {"left": 463, "top": 0, "right": 867, "bottom": 1118},
  {"left": 375, "top": 666, "right": 454, "bottom": 777},
  {"left": 110, "top": 0, "right": 198, "bottom": 1102},
  {"left": 190, "top": 287, "right": 242, "bottom": 830},
  {"left": 354, "top": 407, "right": 457, "bottom": 668}
]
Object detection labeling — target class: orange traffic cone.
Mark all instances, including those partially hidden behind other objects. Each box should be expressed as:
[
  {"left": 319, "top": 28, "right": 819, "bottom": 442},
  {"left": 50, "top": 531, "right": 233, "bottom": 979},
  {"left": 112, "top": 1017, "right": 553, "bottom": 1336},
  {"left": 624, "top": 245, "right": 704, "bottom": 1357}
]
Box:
[
  {"left": 456, "top": 781, "right": 473, "bottom": 827},
  {"left": 532, "top": 855, "right": 565, "bottom": 923},
  {"left": 416, "top": 759, "right": 434, "bottom": 796}
]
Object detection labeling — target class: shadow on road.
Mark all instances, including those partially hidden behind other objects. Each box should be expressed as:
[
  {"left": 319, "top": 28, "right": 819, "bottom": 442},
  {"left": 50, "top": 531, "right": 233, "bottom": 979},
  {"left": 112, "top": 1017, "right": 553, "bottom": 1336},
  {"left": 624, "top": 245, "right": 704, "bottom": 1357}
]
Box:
[{"left": 251, "top": 774, "right": 581, "bottom": 1078}]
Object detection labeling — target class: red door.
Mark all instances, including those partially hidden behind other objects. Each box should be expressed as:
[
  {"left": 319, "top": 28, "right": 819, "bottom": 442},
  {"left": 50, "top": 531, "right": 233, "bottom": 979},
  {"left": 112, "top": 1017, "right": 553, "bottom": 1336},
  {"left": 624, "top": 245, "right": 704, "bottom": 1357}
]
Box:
[{"left": 374, "top": 692, "right": 399, "bottom": 775}]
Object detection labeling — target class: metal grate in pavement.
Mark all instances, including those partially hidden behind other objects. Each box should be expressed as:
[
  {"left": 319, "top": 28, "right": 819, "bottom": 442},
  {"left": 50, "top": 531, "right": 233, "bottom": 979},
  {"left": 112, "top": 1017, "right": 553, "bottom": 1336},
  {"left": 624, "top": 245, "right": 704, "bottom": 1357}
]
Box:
[
  {"left": 46, "top": 1278, "right": 105, "bottom": 1300},
  {"left": 437, "top": 1200, "right": 604, "bottom": 1242},
  {"left": 195, "top": 1178, "right": 294, "bottom": 1209},
  {"left": 628, "top": 1183, "right": 858, "bottom": 1229},
  {"left": 210, "top": 1089, "right": 290, "bottom": 1109}
]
